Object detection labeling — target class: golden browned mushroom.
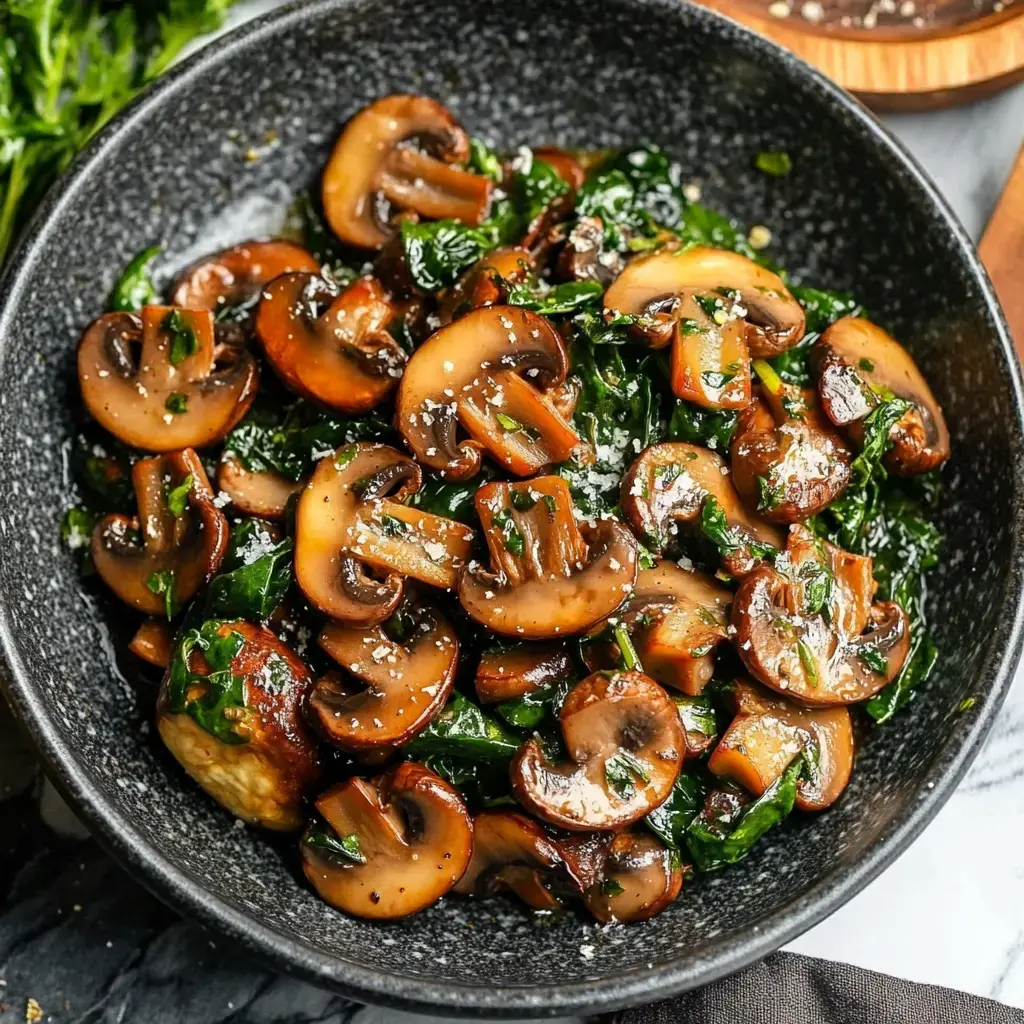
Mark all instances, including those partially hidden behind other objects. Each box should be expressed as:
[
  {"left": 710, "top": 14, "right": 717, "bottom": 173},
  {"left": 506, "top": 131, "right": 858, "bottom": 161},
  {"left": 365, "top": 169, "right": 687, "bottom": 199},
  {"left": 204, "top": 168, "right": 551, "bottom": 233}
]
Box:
[
  {"left": 157, "top": 621, "right": 321, "bottom": 830},
  {"left": 300, "top": 762, "right": 473, "bottom": 919},
  {"left": 307, "top": 593, "right": 458, "bottom": 750},
  {"left": 92, "top": 448, "right": 228, "bottom": 616},
  {"left": 255, "top": 273, "right": 406, "bottom": 416},
  {"left": 294, "top": 442, "right": 474, "bottom": 625},
  {"left": 708, "top": 678, "right": 854, "bottom": 812},
  {"left": 579, "top": 832, "right": 683, "bottom": 924},
  {"left": 436, "top": 246, "right": 533, "bottom": 325},
  {"left": 217, "top": 453, "right": 303, "bottom": 521},
  {"left": 322, "top": 95, "right": 492, "bottom": 249},
  {"left": 733, "top": 525, "right": 911, "bottom": 705},
  {"left": 170, "top": 239, "right": 320, "bottom": 311},
  {"left": 474, "top": 643, "right": 574, "bottom": 703},
  {"left": 812, "top": 316, "right": 950, "bottom": 475},
  {"left": 620, "top": 442, "right": 782, "bottom": 570},
  {"left": 454, "top": 810, "right": 563, "bottom": 910},
  {"left": 510, "top": 671, "right": 684, "bottom": 830},
  {"left": 128, "top": 618, "right": 174, "bottom": 668},
  {"left": 533, "top": 147, "right": 586, "bottom": 190},
  {"left": 78, "top": 305, "right": 258, "bottom": 452},
  {"left": 730, "top": 368, "right": 851, "bottom": 524},
  {"left": 459, "top": 476, "right": 638, "bottom": 638},
  {"left": 395, "top": 305, "right": 580, "bottom": 480}
]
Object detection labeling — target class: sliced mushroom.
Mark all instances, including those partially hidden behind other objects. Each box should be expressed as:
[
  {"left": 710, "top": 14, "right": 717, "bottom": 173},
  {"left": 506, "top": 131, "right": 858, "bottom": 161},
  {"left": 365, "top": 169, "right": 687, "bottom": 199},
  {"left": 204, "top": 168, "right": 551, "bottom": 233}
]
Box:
[
  {"left": 533, "top": 147, "right": 586, "bottom": 190},
  {"left": 78, "top": 305, "right": 258, "bottom": 452},
  {"left": 92, "top": 448, "right": 228, "bottom": 615},
  {"left": 454, "top": 810, "right": 563, "bottom": 910},
  {"left": 475, "top": 643, "right": 574, "bottom": 703},
  {"left": 217, "top": 453, "right": 303, "bottom": 520},
  {"left": 510, "top": 671, "right": 684, "bottom": 830},
  {"left": 129, "top": 618, "right": 173, "bottom": 668},
  {"left": 813, "top": 316, "right": 950, "bottom": 475},
  {"left": 294, "top": 442, "right": 475, "bottom": 624},
  {"left": 322, "top": 95, "right": 492, "bottom": 249},
  {"left": 255, "top": 273, "right": 406, "bottom": 415},
  {"left": 307, "top": 594, "right": 458, "bottom": 750},
  {"left": 459, "top": 476, "right": 638, "bottom": 638},
  {"left": 555, "top": 215, "right": 625, "bottom": 286},
  {"left": 395, "top": 305, "right": 579, "bottom": 480},
  {"left": 733, "top": 524, "right": 911, "bottom": 705},
  {"left": 579, "top": 832, "right": 683, "bottom": 924},
  {"left": 170, "top": 239, "right": 320, "bottom": 311},
  {"left": 156, "top": 621, "right": 320, "bottom": 830},
  {"left": 300, "top": 762, "right": 473, "bottom": 919},
  {"left": 620, "top": 442, "right": 783, "bottom": 566},
  {"left": 436, "top": 247, "right": 532, "bottom": 325},
  {"left": 730, "top": 381, "right": 851, "bottom": 524},
  {"left": 604, "top": 246, "right": 806, "bottom": 358},
  {"left": 708, "top": 678, "right": 854, "bottom": 811}
]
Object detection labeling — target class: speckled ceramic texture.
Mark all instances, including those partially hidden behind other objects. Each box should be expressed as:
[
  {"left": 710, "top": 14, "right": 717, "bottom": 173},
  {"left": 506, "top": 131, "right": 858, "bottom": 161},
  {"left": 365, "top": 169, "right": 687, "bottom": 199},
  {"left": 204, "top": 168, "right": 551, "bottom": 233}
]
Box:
[{"left": 0, "top": 0, "right": 1022, "bottom": 1016}]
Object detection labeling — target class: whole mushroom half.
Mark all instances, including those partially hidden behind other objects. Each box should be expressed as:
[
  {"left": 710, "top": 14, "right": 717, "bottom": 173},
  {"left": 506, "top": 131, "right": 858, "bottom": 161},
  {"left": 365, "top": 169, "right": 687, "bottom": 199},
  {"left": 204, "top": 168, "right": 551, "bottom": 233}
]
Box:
[
  {"left": 157, "top": 620, "right": 321, "bottom": 830},
  {"left": 733, "top": 525, "right": 911, "bottom": 705},
  {"left": 321, "top": 94, "right": 493, "bottom": 250},
  {"left": 812, "top": 316, "right": 950, "bottom": 475},
  {"left": 300, "top": 762, "right": 473, "bottom": 919},
  {"left": 255, "top": 273, "right": 406, "bottom": 415},
  {"left": 395, "top": 305, "right": 580, "bottom": 480},
  {"left": 78, "top": 305, "right": 258, "bottom": 452},
  {"left": 708, "top": 678, "right": 854, "bottom": 811},
  {"left": 459, "top": 475, "right": 638, "bottom": 638},
  {"left": 92, "top": 447, "right": 228, "bottom": 616},
  {"left": 578, "top": 832, "right": 683, "bottom": 924},
  {"left": 294, "top": 442, "right": 475, "bottom": 625},
  {"left": 307, "top": 593, "right": 458, "bottom": 751},
  {"left": 510, "top": 671, "right": 684, "bottom": 830}
]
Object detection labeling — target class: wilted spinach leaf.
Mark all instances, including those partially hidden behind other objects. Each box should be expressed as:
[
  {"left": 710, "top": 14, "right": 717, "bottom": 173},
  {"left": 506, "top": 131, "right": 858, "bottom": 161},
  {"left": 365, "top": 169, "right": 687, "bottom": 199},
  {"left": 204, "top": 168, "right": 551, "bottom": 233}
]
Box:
[
  {"left": 108, "top": 245, "right": 161, "bottom": 312},
  {"left": 496, "top": 679, "right": 573, "bottom": 730},
  {"left": 420, "top": 754, "right": 516, "bottom": 809},
  {"left": 667, "top": 400, "right": 738, "bottom": 454},
  {"left": 401, "top": 218, "right": 495, "bottom": 292},
  {"left": 402, "top": 693, "right": 523, "bottom": 761},
  {"left": 645, "top": 771, "right": 707, "bottom": 850},
  {"left": 70, "top": 428, "right": 136, "bottom": 510},
  {"left": 205, "top": 521, "right": 293, "bottom": 621},
  {"left": 303, "top": 828, "right": 366, "bottom": 863}
]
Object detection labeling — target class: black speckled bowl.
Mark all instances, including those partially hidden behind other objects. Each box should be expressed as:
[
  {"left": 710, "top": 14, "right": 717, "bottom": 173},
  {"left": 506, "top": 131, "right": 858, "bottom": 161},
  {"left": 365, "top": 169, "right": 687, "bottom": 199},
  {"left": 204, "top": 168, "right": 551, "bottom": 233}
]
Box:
[{"left": 1, "top": 0, "right": 1022, "bottom": 1016}]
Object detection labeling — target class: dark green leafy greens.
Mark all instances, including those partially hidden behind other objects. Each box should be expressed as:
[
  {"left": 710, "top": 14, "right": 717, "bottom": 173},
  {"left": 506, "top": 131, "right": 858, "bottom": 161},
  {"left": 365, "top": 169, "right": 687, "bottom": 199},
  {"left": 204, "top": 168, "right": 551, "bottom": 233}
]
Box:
[
  {"left": 204, "top": 520, "right": 293, "bottom": 620},
  {"left": 402, "top": 693, "right": 522, "bottom": 761},
  {"left": 303, "top": 828, "right": 365, "bottom": 863},
  {"left": 108, "top": 245, "right": 161, "bottom": 311}
]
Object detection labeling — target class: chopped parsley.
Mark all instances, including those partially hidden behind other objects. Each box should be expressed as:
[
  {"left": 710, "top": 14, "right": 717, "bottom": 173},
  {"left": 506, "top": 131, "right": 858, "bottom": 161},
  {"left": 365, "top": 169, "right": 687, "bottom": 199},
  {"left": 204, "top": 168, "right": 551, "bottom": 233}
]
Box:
[{"left": 163, "top": 309, "right": 199, "bottom": 366}]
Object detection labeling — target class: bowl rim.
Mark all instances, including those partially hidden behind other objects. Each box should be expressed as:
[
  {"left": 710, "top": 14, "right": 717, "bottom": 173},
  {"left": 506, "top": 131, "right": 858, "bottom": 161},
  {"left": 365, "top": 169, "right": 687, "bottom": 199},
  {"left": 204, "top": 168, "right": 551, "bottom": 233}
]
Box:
[{"left": 1, "top": 0, "right": 1023, "bottom": 1015}]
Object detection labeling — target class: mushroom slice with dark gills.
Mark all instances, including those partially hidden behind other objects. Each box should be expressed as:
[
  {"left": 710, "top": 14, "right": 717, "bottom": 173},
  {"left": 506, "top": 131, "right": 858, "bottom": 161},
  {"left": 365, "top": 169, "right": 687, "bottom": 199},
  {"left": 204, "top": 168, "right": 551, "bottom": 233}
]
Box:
[
  {"left": 510, "top": 671, "right": 684, "bottom": 831},
  {"left": 454, "top": 810, "right": 564, "bottom": 911},
  {"left": 321, "top": 94, "right": 493, "bottom": 250},
  {"left": 474, "top": 643, "right": 574, "bottom": 703},
  {"left": 170, "top": 239, "right": 320, "bottom": 313},
  {"left": 255, "top": 273, "right": 406, "bottom": 416},
  {"left": 91, "top": 447, "right": 229, "bottom": 616},
  {"left": 708, "top": 678, "right": 854, "bottom": 812},
  {"left": 733, "top": 524, "right": 911, "bottom": 705},
  {"left": 307, "top": 593, "right": 458, "bottom": 750},
  {"left": 294, "top": 442, "right": 474, "bottom": 625},
  {"left": 395, "top": 305, "right": 580, "bottom": 480},
  {"left": 157, "top": 620, "right": 321, "bottom": 830},
  {"left": 458, "top": 476, "right": 638, "bottom": 639},
  {"left": 584, "top": 561, "right": 731, "bottom": 696},
  {"left": 78, "top": 305, "right": 258, "bottom": 452},
  {"left": 436, "top": 246, "right": 533, "bottom": 325},
  {"left": 620, "top": 441, "right": 782, "bottom": 575},
  {"left": 217, "top": 453, "right": 303, "bottom": 521},
  {"left": 555, "top": 215, "right": 626, "bottom": 287},
  {"left": 730, "top": 363, "right": 851, "bottom": 524},
  {"left": 812, "top": 316, "right": 950, "bottom": 475},
  {"left": 300, "top": 762, "right": 473, "bottom": 919}
]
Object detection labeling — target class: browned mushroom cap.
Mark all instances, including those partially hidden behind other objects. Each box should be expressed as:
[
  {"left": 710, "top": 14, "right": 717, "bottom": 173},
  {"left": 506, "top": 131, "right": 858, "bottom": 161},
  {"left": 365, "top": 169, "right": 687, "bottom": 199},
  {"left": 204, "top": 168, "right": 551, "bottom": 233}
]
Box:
[
  {"left": 294, "top": 442, "right": 474, "bottom": 625},
  {"left": 459, "top": 476, "right": 638, "bottom": 639},
  {"left": 510, "top": 671, "right": 684, "bottom": 830},
  {"left": 813, "top": 316, "right": 950, "bottom": 475},
  {"left": 733, "top": 525, "right": 911, "bottom": 705},
  {"left": 620, "top": 442, "right": 783, "bottom": 559},
  {"left": 92, "top": 448, "right": 228, "bottom": 616},
  {"left": 436, "top": 247, "right": 533, "bottom": 326},
  {"left": 321, "top": 95, "right": 492, "bottom": 250},
  {"left": 217, "top": 453, "right": 302, "bottom": 521},
  {"left": 170, "top": 240, "right": 320, "bottom": 311},
  {"left": 308, "top": 594, "right": 458, "bottom": 750},
  {"left": 396, "top": 305, "right": 579, "bottom": 480},
  {"left": 730, "top": 381, "right": 851, "bottom": 524},
  {"left": 129, "top": 618, "right": 173, "bottom": 668},
  {"left": 475, "top": 643, "right": 574, "bottom": 703},
  {"left": 255, "top": 273, "right": 406, "bottom": 416},
  {"left": 555, "top": 216, "right": 626, "bottom": 287},
  {"left": 156, "top": 621, "right": 321, "bottom": 830},
  {"left": 78, "top": 306, "right": 258, "bottom": 452},
  {"left": 454, "top": 810, "right": 563, "bottom": 910},
  {"left": 708, "top": 678, "right": 854, "bottom": 811},
  {"left": 300, "top": 762, "right": 473, "bottom": 919},
  {"left": 603, "top": 246, "right": 806, "bottom": 357},
  {"left": 533, "top": 147, "right": 586, "bottom": 190},
  {"left": 580, "top": 832, "right": 683, "bottom": 924}
]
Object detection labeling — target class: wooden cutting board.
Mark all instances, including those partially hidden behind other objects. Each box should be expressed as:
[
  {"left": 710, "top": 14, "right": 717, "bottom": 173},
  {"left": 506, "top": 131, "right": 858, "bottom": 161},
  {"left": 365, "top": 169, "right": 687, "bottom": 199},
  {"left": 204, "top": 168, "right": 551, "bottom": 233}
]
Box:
[{"left": 980, "top": 145, "right": 1024, "bottom": 356}]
